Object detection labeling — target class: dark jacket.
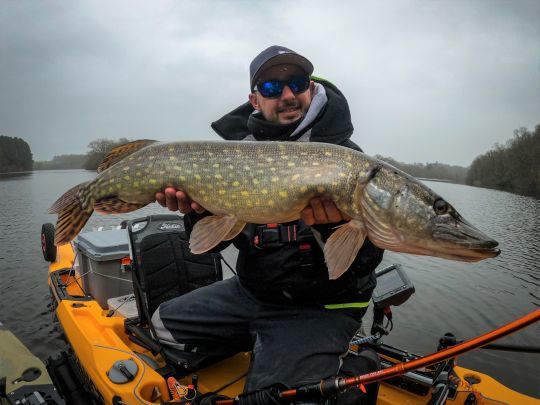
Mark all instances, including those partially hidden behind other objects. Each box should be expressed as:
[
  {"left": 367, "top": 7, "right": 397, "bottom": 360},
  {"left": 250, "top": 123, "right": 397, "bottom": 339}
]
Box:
[{"left": 187, "top": 78, "right": 384, "bottom": 305}]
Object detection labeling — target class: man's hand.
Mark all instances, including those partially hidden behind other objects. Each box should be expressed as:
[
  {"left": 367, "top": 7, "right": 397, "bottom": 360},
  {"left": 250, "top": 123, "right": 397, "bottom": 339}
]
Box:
[
  {"left": 156, "top": 190, "right": 345, "bottom": 224},
  {"left": 301, "top": 197, "right": 351, "bottom": 225},
  {"left": 155, "top": 187, "right": 206, "bottom": 214}
]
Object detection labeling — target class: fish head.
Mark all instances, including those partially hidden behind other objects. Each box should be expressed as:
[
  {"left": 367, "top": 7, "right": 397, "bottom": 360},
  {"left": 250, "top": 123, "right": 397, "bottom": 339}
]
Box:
[{"left": 359, "top": 166, "right": 500, "bottom": 262}]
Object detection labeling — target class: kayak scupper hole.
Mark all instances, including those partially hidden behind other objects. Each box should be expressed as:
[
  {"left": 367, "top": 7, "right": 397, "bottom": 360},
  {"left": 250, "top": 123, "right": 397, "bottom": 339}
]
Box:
[
  {"left": 12, "top": 367, "right": 42, "bottom": 384},
  {"left": 464, "top": 374, "right": 482, "bottom": 385}
]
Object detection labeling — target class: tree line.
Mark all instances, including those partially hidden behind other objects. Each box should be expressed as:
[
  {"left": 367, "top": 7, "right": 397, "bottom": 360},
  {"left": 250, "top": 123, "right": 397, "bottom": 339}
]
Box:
[
  {"left": 466, "top": 125, "right": 540, "bottom": 198},
  {"left": 33, "top": 154, "right": 87, "bottom": 170},
  {"left": 3, "top": 127, "right": 539, "bottom": 199},
  {"left": 375, "top": 155, "right": 468, "bottom": 184},
  {"left": 32, "top": 138, "right": 130, "bottom": 171},
  {"left": 0, "top": 135, "right": 33, "bottom": 173}
]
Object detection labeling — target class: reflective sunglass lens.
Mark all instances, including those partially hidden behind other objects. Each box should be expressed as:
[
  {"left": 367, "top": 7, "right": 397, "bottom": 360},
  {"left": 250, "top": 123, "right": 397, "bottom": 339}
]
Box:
[
  {"left": 256, "top": 75, "right": 310, "bottom": 98},
  {"left": 288, "top": 75, "right": 310, "bottom": 93},
  {"left": 259, "top": 80, "right": 282, "bottom": 98}
]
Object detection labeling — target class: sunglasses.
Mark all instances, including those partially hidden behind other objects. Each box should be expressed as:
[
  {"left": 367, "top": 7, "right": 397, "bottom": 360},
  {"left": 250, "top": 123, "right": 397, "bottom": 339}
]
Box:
[{"left": 254, "top": 75, "right": 311, "bottom": 98}]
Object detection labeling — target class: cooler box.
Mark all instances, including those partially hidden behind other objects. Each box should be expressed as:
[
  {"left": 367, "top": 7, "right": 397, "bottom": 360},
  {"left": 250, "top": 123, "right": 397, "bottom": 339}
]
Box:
[{"left": 74, "top": 229, "right": 133, "bottom": 309}]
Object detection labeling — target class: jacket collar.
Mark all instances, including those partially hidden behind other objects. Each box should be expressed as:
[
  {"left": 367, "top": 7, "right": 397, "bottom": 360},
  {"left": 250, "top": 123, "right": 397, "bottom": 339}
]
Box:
[{"left": 211, "top": 78, "right": 353, "bottom": 144}]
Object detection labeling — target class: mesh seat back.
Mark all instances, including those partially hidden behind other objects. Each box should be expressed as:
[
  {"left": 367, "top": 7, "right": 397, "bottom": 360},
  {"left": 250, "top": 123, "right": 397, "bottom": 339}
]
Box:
[{"left": 127, "top": 214, "right": 223, "bottom": 326}]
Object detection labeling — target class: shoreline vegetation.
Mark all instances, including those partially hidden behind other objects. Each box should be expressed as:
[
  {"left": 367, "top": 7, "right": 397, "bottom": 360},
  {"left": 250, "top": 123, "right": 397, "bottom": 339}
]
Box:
[
  {"left": 0, "top": 136, "right": 33, "bottom": 173},
  {"left": 1, "top": 125, "right": 538, "bottom": 198},
  {"left": 466, "top": 126, "right": 539, "bottom": 199}
]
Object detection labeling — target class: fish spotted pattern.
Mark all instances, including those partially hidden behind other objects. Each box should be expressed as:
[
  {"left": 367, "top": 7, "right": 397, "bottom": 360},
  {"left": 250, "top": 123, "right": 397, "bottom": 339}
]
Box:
[{"left": 49, "top": 140, "right": 500, "bottom": 279}]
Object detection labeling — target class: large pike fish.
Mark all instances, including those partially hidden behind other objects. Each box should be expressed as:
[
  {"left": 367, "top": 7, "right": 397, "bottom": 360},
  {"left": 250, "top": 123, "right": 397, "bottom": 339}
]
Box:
[{"left": 49, "top": 140, "right": 500, "bottom": 279}]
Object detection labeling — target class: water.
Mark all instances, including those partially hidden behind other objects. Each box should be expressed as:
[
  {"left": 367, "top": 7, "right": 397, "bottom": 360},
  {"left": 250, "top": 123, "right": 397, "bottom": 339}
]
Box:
[{"left": 0, "top": 170, "right": 538, "bottom": 398}]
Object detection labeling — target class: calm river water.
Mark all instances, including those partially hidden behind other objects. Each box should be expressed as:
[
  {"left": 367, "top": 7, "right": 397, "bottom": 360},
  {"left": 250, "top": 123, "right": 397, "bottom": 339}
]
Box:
[{"left": 0, "top": 170, "right": 538, "bottom": 398}]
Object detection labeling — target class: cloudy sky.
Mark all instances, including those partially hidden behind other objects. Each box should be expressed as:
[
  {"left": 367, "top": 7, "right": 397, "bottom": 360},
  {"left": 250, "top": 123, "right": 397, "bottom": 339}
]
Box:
[{"left": 1, "top": 0, "right": 538, "bottom": 166}]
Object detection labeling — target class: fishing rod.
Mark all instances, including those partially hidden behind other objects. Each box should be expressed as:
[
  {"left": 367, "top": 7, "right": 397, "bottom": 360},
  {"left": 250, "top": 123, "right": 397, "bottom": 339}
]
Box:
[
  {"left": 480, "top": 343, "right": 540, "bottom": 353},
  {"left": 216, "top": 309, "right": 539, "bottom": 404}
]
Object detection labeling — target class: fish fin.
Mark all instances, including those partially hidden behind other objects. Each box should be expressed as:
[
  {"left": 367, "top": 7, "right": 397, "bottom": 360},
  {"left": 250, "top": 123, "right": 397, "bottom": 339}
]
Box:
[
  {"left": 48, "top": 181, "right": 91, "bottom": 214},
  {"left": 224, "top": 220, "right": 246, "bottom": 240},
  {"left": 324, "top": 220, "right": 367, "bottom": 280},
  {"left": 50, "top": 183, "right": 94, "bottom": 245},
  {"left": 189, "top": 215, "right": 240, "bottom": 254},
  {"left": 94, "top": 197, "right": 146, "bottom": 214},
  {"left": 97, "top": 139, "right": 158, "bottom": 173}
]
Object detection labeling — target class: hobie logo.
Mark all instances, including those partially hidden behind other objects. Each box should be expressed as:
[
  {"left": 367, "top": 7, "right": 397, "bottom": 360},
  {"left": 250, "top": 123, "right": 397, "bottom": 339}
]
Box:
[{"left": 158, "top": 223, "right": 183, "bottom": 231}]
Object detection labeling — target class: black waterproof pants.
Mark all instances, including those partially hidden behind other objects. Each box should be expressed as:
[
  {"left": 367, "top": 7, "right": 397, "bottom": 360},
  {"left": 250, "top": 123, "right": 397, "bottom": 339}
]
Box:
[{"left": 152, "top": 277, "right": 379, "bottom": 403}]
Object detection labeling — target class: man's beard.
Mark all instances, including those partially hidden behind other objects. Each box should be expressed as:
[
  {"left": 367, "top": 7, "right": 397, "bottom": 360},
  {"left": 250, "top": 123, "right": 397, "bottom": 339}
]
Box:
[{"left": 277, "top": 100, "right": 302, "bottom": 114}]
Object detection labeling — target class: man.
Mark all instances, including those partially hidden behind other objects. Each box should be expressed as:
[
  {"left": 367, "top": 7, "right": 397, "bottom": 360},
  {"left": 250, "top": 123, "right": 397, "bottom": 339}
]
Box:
[{"left": 153, "top": 46, "right": 384, "bottom": 404}]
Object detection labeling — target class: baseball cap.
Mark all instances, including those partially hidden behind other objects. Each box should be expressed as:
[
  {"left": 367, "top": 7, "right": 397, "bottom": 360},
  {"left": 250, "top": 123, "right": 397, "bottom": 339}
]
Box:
[{"left": 250, "top": 45, "right": 314, "bottom": 92}]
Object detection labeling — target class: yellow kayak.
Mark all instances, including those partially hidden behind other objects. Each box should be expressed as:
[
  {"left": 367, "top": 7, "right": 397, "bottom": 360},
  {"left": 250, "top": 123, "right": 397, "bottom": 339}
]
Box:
[{"left": 42, "top": 222, "right": 538, "bottom": 405}]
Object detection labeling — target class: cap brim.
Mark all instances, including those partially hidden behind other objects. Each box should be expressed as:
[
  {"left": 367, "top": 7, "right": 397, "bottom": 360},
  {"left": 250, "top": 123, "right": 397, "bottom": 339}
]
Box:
[{"left": 251, "top": 54, "right": 314, "bottom": 91}]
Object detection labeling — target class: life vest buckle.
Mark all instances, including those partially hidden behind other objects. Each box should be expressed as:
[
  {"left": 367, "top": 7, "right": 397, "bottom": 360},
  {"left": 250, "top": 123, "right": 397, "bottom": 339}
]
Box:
[{"left": 253, "top": 224, "right": 299, "bottom": 248}]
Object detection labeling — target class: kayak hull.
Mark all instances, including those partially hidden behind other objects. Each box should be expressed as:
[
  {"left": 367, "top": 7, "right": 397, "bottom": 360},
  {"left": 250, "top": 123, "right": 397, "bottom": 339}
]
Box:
[
  {"left": 0, "top": 322, "right": 64, "bottom": 404},
  {"left": 47, "top": 241, "right": 538, "bottom": 404}
]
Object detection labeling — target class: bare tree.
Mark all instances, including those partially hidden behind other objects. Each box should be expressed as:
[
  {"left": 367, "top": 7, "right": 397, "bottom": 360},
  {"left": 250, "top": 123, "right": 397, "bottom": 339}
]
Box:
[{"left": 84, "top": 137, "right": 130, "bottom": 170}]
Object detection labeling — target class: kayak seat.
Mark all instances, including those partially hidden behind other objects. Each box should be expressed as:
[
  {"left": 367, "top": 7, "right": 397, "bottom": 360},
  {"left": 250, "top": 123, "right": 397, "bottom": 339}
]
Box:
[{"left": 125, "top": 214, "right": 234, "bottom": 376}]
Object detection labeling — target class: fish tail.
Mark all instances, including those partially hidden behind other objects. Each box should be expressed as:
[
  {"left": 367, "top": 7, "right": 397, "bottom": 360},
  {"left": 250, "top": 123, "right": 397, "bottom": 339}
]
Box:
[{"left": 48, "top": 181, "right": 93, "bottom": 245}]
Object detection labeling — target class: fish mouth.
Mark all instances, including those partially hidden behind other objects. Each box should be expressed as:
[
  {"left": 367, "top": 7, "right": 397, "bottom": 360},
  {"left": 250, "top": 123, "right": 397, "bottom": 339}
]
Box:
[
  {"left": 430, "top": 222, "right": 500, "bottom": 261},
  {"left": 361, "top": 202, "right": 500, "bottom": 262},
  {"left": 437, "top": 245, "right": 500, "bottom": 261}
]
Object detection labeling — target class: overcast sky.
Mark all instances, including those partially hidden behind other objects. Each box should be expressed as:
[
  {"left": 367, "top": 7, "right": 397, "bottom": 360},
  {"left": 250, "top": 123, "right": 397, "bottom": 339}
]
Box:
[{"left": 1, "top": 1, "right": 538, "bottom": 166}]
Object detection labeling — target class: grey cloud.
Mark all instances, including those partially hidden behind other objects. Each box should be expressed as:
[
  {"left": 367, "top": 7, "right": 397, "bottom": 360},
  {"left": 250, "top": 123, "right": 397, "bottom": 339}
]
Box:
[{"left": 0, "top": 0, "right": 538, "bottom": 166}]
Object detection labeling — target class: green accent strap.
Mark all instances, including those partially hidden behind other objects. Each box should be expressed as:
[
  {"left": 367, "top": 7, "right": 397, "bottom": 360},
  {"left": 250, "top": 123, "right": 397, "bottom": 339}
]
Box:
[{"left": 324, "top": 301, "right": 370, "bottom": 310}]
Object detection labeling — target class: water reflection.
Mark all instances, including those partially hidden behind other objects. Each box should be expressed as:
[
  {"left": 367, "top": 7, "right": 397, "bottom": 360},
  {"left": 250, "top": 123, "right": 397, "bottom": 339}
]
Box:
[{"left": 0, "top": 171, "right": 33, "bottom": 181}]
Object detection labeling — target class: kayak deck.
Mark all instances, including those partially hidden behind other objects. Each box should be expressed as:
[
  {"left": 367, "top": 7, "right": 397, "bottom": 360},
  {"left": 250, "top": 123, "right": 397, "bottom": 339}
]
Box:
[{"left": 48, "top": 242, "right": 538, "bottom": 404}]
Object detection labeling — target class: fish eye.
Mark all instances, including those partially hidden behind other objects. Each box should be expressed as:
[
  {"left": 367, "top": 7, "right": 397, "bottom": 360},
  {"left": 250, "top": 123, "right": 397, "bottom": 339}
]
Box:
[{"left": 433, "top": 198, "right": 449, "bottom": 215}]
